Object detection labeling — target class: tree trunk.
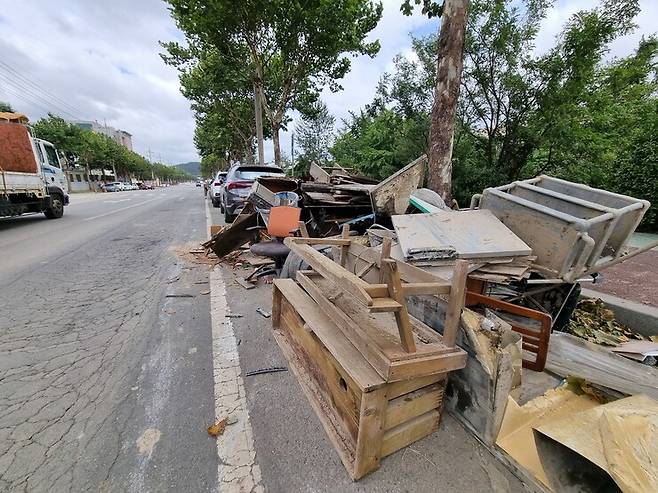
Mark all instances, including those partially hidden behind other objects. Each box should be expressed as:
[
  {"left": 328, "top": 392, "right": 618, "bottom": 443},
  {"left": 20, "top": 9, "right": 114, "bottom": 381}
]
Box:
[
  {"left": 271, "top": 123, "right": 281, "bottom": 167},
  {"left": 427, "top": 0, "right": 470, "bottom": 201}
]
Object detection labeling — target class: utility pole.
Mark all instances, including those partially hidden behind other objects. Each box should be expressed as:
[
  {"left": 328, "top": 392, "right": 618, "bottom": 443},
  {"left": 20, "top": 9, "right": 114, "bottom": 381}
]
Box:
[
  {"left": 427, "top": 0, "right": 470, "bottom": 202},
  {"left": 254, "top": 82, "right": 265, "bottom": 165},
  {"left": 291, "top": 133, "right": 295, "bottom": 172}
]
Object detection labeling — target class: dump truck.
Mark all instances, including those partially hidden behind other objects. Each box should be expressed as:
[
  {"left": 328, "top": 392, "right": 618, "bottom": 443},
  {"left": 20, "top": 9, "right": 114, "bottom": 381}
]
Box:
[{"left": 0, "top": 115, "right": 69, "bottom": 219}]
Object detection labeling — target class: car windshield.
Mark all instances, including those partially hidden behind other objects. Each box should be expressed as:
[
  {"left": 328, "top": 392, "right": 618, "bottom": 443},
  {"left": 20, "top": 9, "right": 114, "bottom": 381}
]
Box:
[{"left": 233, "top": 167, "right": 284, "bottom": 180}]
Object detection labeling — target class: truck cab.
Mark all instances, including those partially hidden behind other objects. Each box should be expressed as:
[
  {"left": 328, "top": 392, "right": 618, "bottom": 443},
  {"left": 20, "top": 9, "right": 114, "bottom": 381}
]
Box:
[{"left": 34, "top": 138, "right": 69, "bottom": 193}]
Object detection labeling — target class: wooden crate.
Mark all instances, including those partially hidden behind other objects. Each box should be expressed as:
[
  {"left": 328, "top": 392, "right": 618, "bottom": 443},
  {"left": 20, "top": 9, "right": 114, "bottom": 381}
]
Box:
[
  {"left": 273, "top": 279, "right": 450, "bottom": 480},
  {"left": 283, "top": 232, "right": 468, "bottom": 382}
]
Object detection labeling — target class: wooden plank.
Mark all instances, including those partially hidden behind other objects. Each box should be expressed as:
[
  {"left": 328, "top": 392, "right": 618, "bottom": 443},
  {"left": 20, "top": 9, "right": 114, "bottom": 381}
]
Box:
[
  {"left": 290, "top": 237, "right": 351, "bottom": 246},
  {"left": 339, "top": 224, "right": 350, "bottom": 267},
  {"left": 301, "top": 271, "right": 460, "bottom": 359},
  {"left": 381, "top": 409, "right": 440, "bottom": 458},
  {"left": 369, "top": 298, "right": 402, "bottom": 313},
  {"left": 279, "top": 305, "right": 363, "bottom": 442},
  {"left": 274, "top": 279, "right": 385, "bottom": 392},
  {"left": 286, "top": 239, "right": 374, "bottom": 307},
  {"left": 389, "top": 352, "right": 467, "bottom": 381},
  {"left": 387, "top": 374, "right": 445, "bottom": 400},
  {"left": 353, "top": 388, "right": 387, "bottom": 479},
  {"left": 392, "top": 209, "right": 532, "bottom": 260},
  {"left": 348, "top": 241, "right": 451, "bottom": 286},
  {"left": 295, "top": 272, "right": 392, "bottom": 379},
  {"left": 310, "top": 162, "right": 331, "bottom": 183},
  {"left": 443, "top": 260, "right": 469, "bottom": 347},
  {"left": 401, "top": 283, "right": 451, "bottom": 296},
  {"left": 546, "top": 332, "right": 658, "bottom": 400},
  {"left": 272, "top": 320, "right": 357, "bottom": 476},
  {"left": 272, "top": 282, "right": 283, "bottom": 329},
  {"left": 370, "top": 155, "right": 426, "bottom": 216},
  {"left": 384, "top": 383, "right": 444, "bottom": 430},
  {"left": 382, "top": 259, "right": 416, "bottom": 353},
  {"left": 235, "top": 277, "right": 256, "bottom": 290},
  {"left": 298, "top": 220, "right": 310, "bottom": 238}
]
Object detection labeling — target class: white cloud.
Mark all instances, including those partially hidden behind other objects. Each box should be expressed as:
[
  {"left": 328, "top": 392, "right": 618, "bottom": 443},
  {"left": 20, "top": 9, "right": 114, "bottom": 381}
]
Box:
[
  {"left": 0, "top": 0, "right": 196, "bottom": 164},
  {"left": 1, "top": 0, "right": 653, "bottom": 166}
]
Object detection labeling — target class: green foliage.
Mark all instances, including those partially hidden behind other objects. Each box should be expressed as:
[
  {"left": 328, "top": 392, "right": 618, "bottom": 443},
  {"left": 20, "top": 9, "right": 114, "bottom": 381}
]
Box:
[
  {"left": 332, "top": 0, "right": 658, "bottom": 228},
  {"left": 162, "top": 0, "right": 382, "bottom": 165},
  {"left": 32, "top": 114, "right": 190, "bottom": 182},
  {"left": 0, "top": 101, "right": 14, "bottom": 112}
]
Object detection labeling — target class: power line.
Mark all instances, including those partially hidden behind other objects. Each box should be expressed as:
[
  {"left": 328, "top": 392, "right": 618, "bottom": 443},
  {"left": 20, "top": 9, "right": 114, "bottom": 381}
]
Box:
[
  {"left": 0, "top": 60, "right": 85, "bottom": 117},
  {"left": 0, "top": 72, "right": 83, "bottom": 120},
  {"left": 0, "top": 84, "right": 59, "bottom": 116}
]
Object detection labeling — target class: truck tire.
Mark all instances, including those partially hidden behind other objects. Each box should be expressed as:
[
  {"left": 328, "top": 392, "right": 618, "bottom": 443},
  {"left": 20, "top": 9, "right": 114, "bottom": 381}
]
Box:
[{"left": 44, "top": 194, "right": 64, "bottom": 219}]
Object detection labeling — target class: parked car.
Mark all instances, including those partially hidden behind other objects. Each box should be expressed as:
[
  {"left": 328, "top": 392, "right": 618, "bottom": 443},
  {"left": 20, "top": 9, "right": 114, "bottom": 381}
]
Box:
[
  {"left": 210, "top": 172, "right": 228, "bottom": 209},
  {"left": 104, "top": 182, "right": 124, "bottom": 192},
  {"left": 221, "top": 165, "right": 285, "bottom": 222}
]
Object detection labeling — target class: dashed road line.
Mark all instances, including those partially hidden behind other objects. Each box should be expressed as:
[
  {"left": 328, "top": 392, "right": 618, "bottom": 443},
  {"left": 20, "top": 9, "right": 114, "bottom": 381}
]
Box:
[
  {"left": 205, "top": 199, "right": 263, "bottom": 493},
  {"left": 83, "top": 197, "right": 162, "bottom": 221}
]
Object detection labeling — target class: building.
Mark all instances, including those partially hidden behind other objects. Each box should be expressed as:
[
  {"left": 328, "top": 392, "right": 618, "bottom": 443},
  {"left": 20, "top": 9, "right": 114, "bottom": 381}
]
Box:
[
  {"left": 66, "top": 167, "right": 116, "bottom": 192},
  {"left": 71, "top": 120, "right": 133, "bottom": 150}
]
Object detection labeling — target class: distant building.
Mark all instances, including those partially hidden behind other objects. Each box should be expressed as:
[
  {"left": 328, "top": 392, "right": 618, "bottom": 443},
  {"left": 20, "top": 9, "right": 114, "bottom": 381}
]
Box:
[{"left": 71, "top": 120, "right": 133, "bottom": 150}]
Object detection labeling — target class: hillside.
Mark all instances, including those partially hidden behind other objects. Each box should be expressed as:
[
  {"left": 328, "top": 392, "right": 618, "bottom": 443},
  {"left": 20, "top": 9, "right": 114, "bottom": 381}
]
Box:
[{"left": 173, "top": 161, "right": 201, "bottom": 176}]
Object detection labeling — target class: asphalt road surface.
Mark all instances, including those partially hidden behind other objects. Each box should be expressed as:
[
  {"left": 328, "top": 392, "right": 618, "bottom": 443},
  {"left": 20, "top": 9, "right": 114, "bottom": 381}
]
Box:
[{"left": 0, "top": 185, "right": 218, "bottom": 492}]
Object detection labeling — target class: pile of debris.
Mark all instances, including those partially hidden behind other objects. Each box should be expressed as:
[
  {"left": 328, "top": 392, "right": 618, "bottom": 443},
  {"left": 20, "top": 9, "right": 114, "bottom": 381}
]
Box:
[
  {"left": 272, "top": 226, "right": 468, "bottom": 479},
  {"left": 204, "top": 156, "right": 426, "bottom": 261},
  {"left": 200, "top": 157, "right": 658, "bottom": 487}
]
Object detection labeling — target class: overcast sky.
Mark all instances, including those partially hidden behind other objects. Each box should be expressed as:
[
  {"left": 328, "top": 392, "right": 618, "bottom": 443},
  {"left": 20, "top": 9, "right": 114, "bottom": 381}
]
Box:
[{"left": 0, "top": 0, "right": 655, "bottom": 165}]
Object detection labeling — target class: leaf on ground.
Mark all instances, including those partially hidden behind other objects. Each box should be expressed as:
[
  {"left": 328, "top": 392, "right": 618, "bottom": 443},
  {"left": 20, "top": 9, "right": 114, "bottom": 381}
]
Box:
[
  {"left": 200, "top": 290, "right": 210, "bottom": 295},
  {"left": 207, "top": 417, "right": 228, "bottom": 437}
]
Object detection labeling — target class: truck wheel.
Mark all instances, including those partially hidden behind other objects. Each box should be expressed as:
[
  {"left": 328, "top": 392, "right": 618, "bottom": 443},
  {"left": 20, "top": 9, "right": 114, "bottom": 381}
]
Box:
[{"left": 44, "top": 194, "right": 64, "bottom": 219}]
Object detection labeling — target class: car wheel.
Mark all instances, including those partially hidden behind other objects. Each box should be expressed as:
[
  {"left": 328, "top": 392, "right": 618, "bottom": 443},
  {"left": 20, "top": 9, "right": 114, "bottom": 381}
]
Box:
[
  {"left": 219, "top": 200, "right": 225, "bottom": 213},
  {"left": 44, "top": 194, "right": 64, "bottom": 219},
  {"left": 224, "top": 209, "right": 235, "bottom": 223},
  {"left": 212, "top": 199, "right": 220, "bottom": 208}
]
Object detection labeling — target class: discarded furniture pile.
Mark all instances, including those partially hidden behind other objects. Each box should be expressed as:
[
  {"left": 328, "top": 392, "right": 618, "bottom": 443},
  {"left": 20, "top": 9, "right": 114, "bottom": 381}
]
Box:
[
  {"left": 203, "top": 157, "right": 425, "bottom": 265},
  {"left": 272, "top": 228, "right": 468, "bottom": 479},
  {"left": 202, "top": 156, "right": 658, "bottom": 486}
]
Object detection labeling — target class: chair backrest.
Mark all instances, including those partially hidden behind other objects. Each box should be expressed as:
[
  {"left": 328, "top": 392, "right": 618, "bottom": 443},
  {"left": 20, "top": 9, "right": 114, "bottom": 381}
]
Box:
[{"left": 268, "top": 206, "right": 301, "bottom": 238}]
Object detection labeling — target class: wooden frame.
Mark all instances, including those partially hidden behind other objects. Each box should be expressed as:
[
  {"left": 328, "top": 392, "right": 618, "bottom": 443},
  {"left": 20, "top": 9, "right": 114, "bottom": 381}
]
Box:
[
  {"left": 283, "top": 231, "right": 468, "bottom": 382},
  {"left": 273, "top": 279, "right": 448, "bottom": 480}
]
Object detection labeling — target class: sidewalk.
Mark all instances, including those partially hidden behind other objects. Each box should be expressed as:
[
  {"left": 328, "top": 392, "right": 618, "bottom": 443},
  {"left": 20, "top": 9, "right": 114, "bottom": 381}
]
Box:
[{"left": 587, "top": 233, "right": 658, "bottom": 307}]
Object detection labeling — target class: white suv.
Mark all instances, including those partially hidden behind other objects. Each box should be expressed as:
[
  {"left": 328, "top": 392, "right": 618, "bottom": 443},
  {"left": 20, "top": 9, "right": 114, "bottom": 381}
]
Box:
[{"left": 210, "top": 171, "right": 227, "bottom": 208}]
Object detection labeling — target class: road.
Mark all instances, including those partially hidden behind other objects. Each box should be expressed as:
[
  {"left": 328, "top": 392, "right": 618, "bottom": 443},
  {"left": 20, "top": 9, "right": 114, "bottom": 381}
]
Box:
[
  {"left": 0, "top": 186, "right": 218, "bottom": 492},
  {"left": 2, "top": 186, "right": 524, "bottom": 492}
]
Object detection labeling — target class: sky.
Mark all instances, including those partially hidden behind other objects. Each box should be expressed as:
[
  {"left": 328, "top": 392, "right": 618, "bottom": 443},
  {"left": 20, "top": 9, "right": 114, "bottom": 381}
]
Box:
[{"left": 0, "top": 0, "right": 655, "bottom": 165}]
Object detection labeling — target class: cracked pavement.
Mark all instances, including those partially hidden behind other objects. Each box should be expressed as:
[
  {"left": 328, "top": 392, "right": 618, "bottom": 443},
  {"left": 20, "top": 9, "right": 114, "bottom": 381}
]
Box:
[{"left": 0, "top": 187, "right": 218, "bottom": 492}]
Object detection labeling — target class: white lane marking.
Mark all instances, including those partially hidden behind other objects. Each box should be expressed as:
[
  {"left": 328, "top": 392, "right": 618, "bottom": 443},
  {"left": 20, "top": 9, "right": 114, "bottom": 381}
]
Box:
[
  {"left": 205, "top": 199, "right": 263, "bottom": 493},
  {"left": 102, "top": 199, "right": 132, "bottom": 204},
  {"left": 83, "top": 197, "right": 162, "bottom": 221}
]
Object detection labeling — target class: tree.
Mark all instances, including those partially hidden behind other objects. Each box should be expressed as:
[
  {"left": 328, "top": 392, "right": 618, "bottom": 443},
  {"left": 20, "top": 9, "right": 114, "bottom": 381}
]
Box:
[
  {"left": 293, "top": 101, "right": 335, "bottom": 176},
  {"left": 334, "top": 0, "right": 656, "bottom": 226},
  {"left": 163, "top": 0, "right": 382, "bottom": 166},
  {"left": 0, "top": 101, "right": 14, "bottom": 112},
  {"left": 32, "top": 114, "right": 192, "bottom": 183},
  {"left": 427, "top": 0, "right": 470, "bottom": 200}
]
